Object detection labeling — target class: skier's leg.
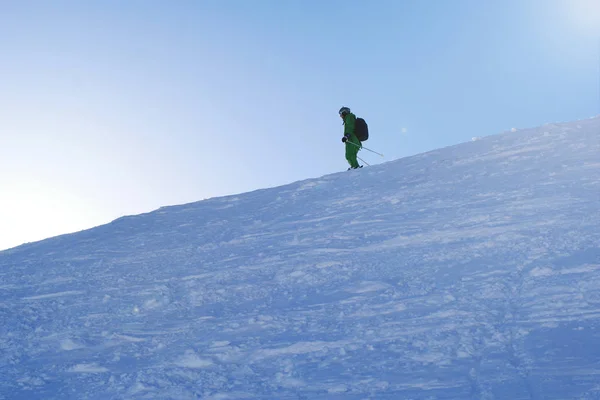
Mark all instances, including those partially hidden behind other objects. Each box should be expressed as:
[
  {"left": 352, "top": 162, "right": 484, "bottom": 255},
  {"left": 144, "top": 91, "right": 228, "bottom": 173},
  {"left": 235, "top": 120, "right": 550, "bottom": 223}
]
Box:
[
  {"left": 345, "top": 143, "right": 356, "bottom": 168},
  {"left": 345, "top": 143, "right": 353, "bottom": 167},
  {"left": 346, "top": 141, "right": 360, "bottom": 168}
]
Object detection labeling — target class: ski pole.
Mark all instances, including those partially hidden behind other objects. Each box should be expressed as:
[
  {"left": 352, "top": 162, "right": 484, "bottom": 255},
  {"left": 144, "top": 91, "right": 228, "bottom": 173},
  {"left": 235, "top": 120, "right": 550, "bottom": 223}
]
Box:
[
  {"left": 347, "top": 141, "right": 384, "bottom": 157},
  {"left": 358, "top": 156, "right": 370, "bottom": 166}
]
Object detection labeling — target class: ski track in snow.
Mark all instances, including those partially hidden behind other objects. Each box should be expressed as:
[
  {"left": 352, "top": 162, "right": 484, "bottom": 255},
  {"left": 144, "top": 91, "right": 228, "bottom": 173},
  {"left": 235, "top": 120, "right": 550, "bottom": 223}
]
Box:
[{"left": 1, "top": 118, "right": 600, "bottom": 399}]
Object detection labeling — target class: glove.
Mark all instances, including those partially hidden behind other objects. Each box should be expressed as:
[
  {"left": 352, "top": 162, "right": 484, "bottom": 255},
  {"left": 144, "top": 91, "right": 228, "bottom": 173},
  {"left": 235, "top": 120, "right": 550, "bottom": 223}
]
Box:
[{"left": 341, "top": 136, "right": 348, "bottom": 143}]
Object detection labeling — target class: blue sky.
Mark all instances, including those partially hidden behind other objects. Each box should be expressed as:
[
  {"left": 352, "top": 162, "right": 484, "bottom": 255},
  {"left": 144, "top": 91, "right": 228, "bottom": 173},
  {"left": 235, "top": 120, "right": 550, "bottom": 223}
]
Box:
[{"left": 1, "top": 0, "right": 599, "bottom": 250}]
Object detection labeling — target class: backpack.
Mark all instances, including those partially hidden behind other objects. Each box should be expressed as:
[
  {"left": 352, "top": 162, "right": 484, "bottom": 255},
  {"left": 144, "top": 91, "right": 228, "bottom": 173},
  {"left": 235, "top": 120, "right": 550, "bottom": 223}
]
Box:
[{"left": 355, "top": 117, "right": 369, "bottom": 141}]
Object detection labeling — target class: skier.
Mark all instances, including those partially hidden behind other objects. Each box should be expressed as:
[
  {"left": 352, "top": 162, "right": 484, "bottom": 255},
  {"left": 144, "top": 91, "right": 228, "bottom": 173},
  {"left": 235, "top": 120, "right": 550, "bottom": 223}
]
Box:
[{"left": 339, "top": 106, "right": 362, "bottom": 170}]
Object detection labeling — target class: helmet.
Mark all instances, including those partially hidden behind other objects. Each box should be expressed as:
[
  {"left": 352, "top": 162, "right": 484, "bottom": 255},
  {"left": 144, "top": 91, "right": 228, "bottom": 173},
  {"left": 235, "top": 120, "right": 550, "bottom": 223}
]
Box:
[{"left": 339, "top": 106, "right": 351, "bottom": 116}]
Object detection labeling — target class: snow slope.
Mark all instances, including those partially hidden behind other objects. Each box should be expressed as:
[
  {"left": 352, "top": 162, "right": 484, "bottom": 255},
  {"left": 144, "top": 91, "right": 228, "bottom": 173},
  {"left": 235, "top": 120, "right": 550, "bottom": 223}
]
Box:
[{"left": 2, "top": 117, "right": 600, "bottom": 399}]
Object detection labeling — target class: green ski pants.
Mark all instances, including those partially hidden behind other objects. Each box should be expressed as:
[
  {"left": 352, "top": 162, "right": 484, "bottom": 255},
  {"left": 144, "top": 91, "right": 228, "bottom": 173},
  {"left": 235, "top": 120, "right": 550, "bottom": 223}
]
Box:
[{"left": 345, "top": 137, "right": 361, "bottom": 168}]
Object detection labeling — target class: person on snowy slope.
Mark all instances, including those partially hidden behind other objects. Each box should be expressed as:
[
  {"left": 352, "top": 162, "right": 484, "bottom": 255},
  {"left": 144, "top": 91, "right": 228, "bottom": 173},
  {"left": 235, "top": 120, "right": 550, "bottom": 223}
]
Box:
[{"left": 339, "top": 106, "right": 362, "bottom": 170}]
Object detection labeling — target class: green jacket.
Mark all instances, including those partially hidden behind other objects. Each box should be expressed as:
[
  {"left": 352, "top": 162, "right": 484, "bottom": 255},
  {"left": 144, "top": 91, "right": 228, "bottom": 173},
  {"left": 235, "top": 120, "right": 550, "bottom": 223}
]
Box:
[{"left": 343, "top": 112, "right": 361, "bottom": 146}]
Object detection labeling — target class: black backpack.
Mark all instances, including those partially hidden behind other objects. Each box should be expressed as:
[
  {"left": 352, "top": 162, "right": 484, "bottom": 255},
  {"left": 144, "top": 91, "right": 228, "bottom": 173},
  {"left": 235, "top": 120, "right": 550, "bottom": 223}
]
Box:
[{"left": 355, "top": 117, "right": 369, "bottom": 141}]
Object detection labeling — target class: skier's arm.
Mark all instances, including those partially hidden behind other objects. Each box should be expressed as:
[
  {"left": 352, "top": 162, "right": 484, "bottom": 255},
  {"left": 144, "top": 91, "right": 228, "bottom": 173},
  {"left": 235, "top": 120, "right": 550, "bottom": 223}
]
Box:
[{"left": 343, "top": 114, "right": 356, "bottom": 137}]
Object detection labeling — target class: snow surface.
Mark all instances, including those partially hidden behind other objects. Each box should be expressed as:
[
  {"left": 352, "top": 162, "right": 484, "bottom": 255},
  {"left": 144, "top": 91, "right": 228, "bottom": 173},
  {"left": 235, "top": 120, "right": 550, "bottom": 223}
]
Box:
[{"left": 2, "top": 117, "right": 600, "bottom": 399}]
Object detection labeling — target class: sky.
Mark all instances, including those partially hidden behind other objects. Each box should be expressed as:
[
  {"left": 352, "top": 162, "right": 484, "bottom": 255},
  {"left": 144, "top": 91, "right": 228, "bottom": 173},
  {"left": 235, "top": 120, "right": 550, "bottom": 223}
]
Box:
[{"left": 1, "top": 0, "right": 600, "bottom": 251}]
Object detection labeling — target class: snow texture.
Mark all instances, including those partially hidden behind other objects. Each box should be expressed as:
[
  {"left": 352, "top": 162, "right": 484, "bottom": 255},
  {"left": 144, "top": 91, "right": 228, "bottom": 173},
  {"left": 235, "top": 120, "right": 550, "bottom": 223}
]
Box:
[{"left": 1, "top": 117, "right": 600, "bottom": 399}]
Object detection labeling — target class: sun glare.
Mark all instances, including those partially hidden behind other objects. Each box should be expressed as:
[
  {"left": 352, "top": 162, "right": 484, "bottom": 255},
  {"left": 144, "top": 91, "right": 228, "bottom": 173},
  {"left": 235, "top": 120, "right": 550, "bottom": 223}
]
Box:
[
  {"left": 0, "top": 183, "right": 100, "bottom": 250},
  {"left": 566, "top": 0, "right": 600, "bottom": 35}
]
